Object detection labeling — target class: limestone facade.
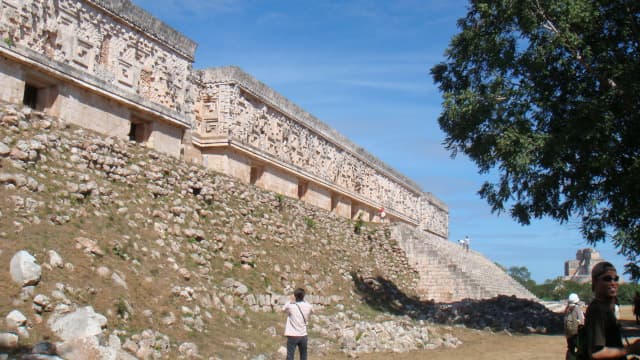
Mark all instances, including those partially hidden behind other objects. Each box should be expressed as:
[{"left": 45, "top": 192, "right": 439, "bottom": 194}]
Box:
[
  {"left": 0, "top": 0, "right": 195, "bottom": 157},
  {"left": 0, "top": 0, "right": 448, "bottom": 238}
]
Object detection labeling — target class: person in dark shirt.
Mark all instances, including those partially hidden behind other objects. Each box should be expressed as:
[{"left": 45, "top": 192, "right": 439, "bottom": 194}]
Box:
[
  {"left": 584, "top": 262, "right": 640, "bottom": 359},
  {"left": 633, "top": 292, "right": 640, "bottom": 325}
]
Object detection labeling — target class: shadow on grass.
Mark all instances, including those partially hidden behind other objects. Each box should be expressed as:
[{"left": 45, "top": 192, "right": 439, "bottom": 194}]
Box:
[
  {"left": 0, "top": 340, "right": 58, "bottom": 358},
  {"left": 0, "top": 344, "right": 37, "bottom": 357},
  {"left": 352, "top": 271, "right": 430, "bottom": 316},
  {"left": 351, "top": 272, "right": 564, "bottom": 334}
]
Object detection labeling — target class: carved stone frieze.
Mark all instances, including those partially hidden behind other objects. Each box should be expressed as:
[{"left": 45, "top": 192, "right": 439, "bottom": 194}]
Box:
[
  {"left": 2, "top": 0, "right": 195, "bottom": 119},
  {"left": 197, "top": 74, "right": 448, "bottom": 235}
]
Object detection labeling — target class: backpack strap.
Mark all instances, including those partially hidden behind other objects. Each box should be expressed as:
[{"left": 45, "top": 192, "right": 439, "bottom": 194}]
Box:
[
  {"left": 295, "top": 303, "right": 307, "bottom": 325},
  {"left": 619, "top": 322, "right": 630, "bottom": 346}
]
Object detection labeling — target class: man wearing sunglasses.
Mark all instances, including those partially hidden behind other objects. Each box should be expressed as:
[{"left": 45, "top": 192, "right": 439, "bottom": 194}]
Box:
[{"left": 583, "top": 262, "right": 640, "bottom": 359}]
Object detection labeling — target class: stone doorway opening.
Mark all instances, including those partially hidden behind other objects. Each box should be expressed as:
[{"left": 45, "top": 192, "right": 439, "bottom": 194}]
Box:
[
  {"left": 297, "top": 180, "right": 308, "bottom": 200},
  {"left": 330, "top": 193, "right": 339, "bottom": 212},
  {"left": 249, "top": 165, "right": 263, "bottom": 186},
  {"left": 23, "top": 83, "right": 39, "bottom": 109},
  {"left": 128, "top": 119, "right": 151, "bottom": 144},
  {"left": 22, "top": 76, "right": 57, "bottom": 112},
  {"left": 351, "top": 201, "right": 360, "bottom": 220}
]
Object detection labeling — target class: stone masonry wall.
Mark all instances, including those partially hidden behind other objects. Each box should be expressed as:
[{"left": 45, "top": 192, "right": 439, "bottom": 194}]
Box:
[
  {"left": 197, "top": 67, "right": 448, "bottom": 237},
  {"left": 0, "top": 0, "right": 448, "bottom": 239}
]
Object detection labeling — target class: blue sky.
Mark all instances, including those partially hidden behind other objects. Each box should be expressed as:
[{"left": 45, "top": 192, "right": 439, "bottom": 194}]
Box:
[{"left": 134, "top": 0, "right": 628, "bottom": 283}]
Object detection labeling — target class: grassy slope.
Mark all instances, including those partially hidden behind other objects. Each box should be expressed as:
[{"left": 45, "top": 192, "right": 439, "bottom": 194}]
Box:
[{"left": 0, "top": 105, "right": 420, "bottom": 358}]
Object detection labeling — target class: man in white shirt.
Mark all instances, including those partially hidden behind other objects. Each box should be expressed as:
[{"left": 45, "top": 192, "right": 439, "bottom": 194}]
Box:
[{"left": 283, "top": 288, "right": 313, "bottom": 360}]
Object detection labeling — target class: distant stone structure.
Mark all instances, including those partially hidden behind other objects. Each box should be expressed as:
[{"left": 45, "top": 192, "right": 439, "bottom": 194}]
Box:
[
  {"left": 564, "top": 248, "right": 605, "bottom": 283},
  {"left": 0, "top": 0, "right": 447, "bottom": 239}
]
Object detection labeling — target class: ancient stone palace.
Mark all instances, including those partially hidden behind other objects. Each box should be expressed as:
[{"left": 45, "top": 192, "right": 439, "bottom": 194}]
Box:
[{"left": 0, "top": 0, "right": 448, "bottom": 240}]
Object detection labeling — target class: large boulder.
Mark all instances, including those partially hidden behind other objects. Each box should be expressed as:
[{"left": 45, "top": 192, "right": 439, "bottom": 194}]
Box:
[
  {"left": 55, "top": 336, "right": 114, "bottom": 360},
  {"left": 5, "top": 309, "right": 27, "bottom": 330},
  {"left": 48, "top": 306, "right": 107, "bottom": 341},
  {"left": 10, "top": 250, "right": 41, "bottom": 286},
  {"left": 0, "top": 332, "right": 18, "bottom": 348},
  {"left": 52, "top": 329, "right": 135, "bottom": 360}
]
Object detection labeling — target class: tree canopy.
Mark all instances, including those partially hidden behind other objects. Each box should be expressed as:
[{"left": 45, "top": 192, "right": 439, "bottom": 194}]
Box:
[
  {"left": 508, "top": 265, "right": 536, "bottom": 289},
  {"left": 431, "top": 1, "right": 640, "bottom": 277}
]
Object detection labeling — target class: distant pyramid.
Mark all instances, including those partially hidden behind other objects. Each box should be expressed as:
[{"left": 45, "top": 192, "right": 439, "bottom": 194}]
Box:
[{"left": 564, "top": 248, "right": 607, "bottom": 283}]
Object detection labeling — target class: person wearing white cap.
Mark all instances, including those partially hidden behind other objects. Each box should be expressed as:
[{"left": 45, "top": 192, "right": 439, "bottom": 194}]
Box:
[{"left": 564, "top": 293, "right": 584, "bottom": 359}]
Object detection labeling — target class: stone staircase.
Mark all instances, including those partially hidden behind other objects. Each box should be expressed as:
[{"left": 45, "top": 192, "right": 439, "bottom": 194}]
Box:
[{"left": 391, "top": 224, "right": 536, "bottom": 302}]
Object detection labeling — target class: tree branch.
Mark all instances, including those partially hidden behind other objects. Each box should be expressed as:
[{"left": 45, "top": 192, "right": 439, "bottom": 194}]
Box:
[{"left": 532, "top": 0, "right": 617, "bottom": 90}]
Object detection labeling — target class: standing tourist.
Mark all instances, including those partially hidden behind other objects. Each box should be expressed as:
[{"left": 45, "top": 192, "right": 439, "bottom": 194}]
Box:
[
  {"left": 583, "top": 262, "right": 640, "bottom": 359},
  {"left": 283, "top": 288, "right": 313, "bottom": 360},
  {"left": 564, "top": 293, "right": 584, "bottom": 359}
]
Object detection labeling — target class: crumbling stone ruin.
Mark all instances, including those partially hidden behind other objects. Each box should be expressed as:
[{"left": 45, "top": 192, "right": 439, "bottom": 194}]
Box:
[{"left": 564, "top": 248, "right": 606, "bottom": 283}]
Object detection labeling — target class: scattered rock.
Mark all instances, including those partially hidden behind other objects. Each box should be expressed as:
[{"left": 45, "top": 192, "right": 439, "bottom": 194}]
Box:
[
  {"left": 48, "top": 306, "right": 107, "bottom": 341},
  {"left": 0, "top": 141, "right": 9, "bottom": 156},
  {"left": 6, "top": 309, "right": 27, "bottom": 330},
  {"left": 75, "top": 237, "right": 105, "bottom": 256},
  {"left": 10, "top": 250, "right": 42, "bottom": 286},
  {"left": 0, "top": 332, "right": 18, "bottom": 349},
  {"left": 48, "top": 250, "right": 64, "bottom": 268}
]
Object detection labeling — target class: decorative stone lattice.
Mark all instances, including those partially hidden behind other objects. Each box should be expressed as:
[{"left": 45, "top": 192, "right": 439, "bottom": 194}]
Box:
[{"left": 198, "top": 69, "right": 448, "bottom": 237}]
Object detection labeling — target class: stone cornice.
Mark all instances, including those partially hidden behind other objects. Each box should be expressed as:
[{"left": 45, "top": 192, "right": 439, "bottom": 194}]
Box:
[
  {"left": 422, "top": 226, "right": 447, "bottom": 239},
  {"left": 421, "top": 193, "right": 448, "bottom": 212},
  {"left": 87, "top": 0, "right": 197, "bottom": 61}
]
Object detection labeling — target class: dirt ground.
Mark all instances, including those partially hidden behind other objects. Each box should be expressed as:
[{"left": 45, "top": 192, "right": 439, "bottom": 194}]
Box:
[
  {"left": 356, "top": 327, "right": 565, "bottom": 360},
  {"left": 319, "top": 305, "right": 640, "bottom": 360}
]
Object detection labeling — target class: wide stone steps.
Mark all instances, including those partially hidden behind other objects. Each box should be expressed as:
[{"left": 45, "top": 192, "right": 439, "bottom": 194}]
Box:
[{"left": 391, "top": 224, "right": 536, "bottom": 302}]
